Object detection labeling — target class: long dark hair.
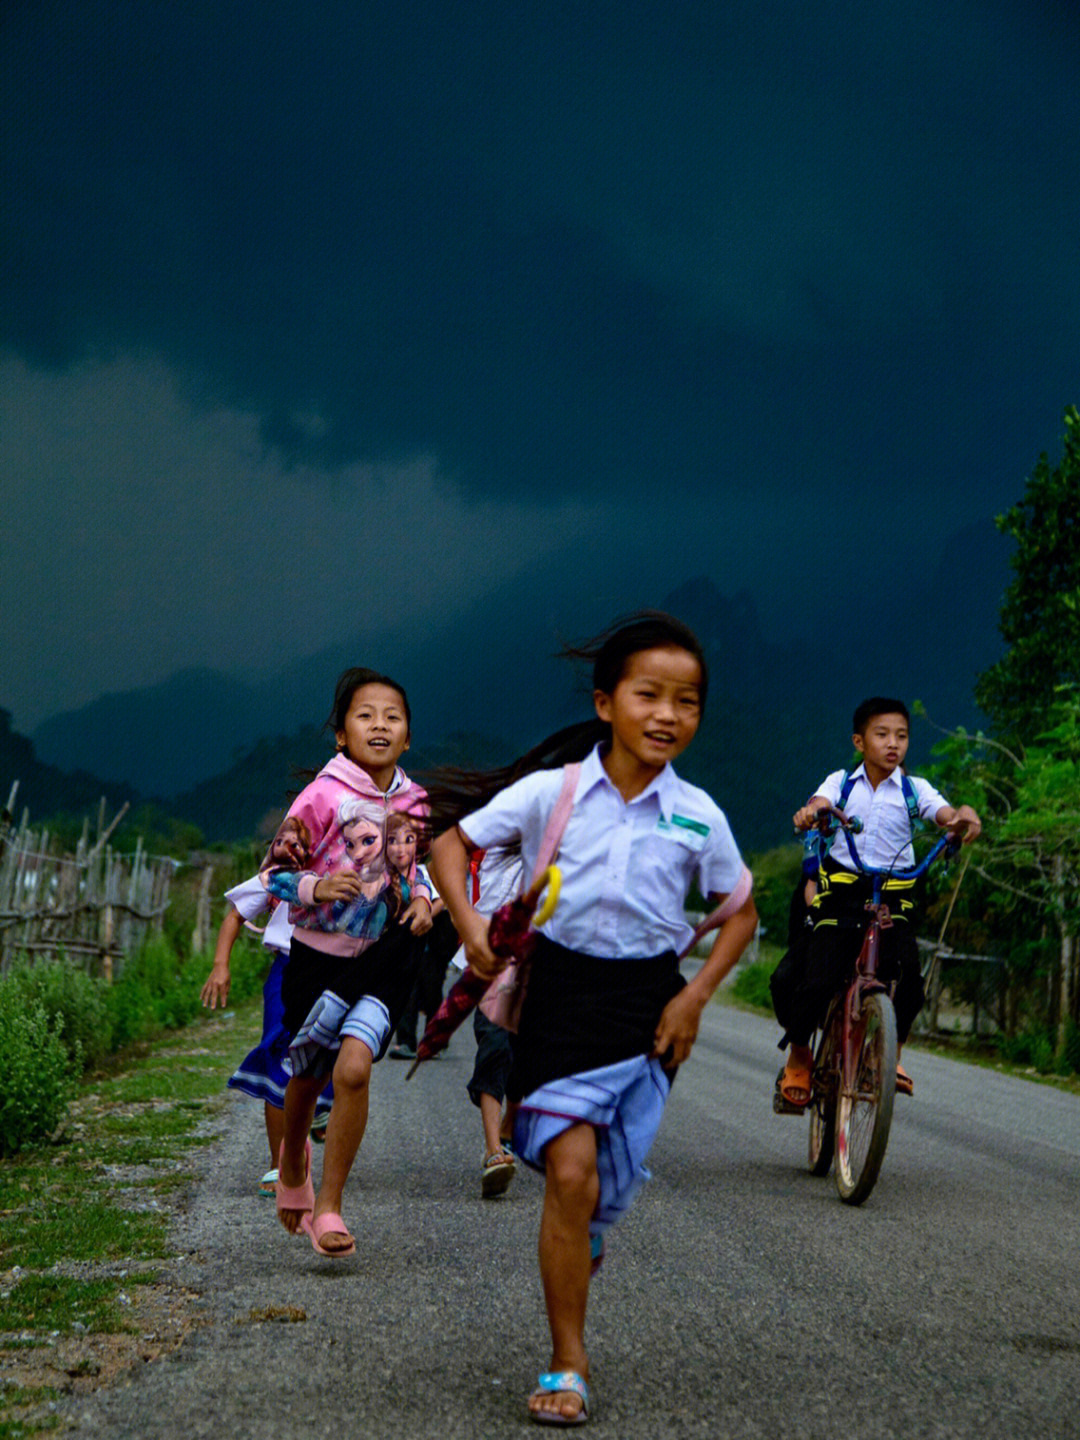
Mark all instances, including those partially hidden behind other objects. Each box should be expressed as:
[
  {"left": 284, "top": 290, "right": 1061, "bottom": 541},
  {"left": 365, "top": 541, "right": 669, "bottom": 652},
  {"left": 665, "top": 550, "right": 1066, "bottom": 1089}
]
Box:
[{"left": 421, "top": 610, "right": 707, "bottom": 831}]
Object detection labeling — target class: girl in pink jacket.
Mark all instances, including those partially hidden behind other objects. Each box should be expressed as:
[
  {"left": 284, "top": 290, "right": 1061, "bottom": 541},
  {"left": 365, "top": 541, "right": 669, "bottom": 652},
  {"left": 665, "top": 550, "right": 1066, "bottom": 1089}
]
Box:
[{"left": 272, "top": 666, "right": 432, "bottom": 1258}]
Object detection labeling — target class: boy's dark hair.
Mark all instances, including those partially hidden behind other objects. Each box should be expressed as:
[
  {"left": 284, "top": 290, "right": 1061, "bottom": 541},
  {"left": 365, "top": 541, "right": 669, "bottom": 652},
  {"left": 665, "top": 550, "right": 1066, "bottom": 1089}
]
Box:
[
  {"left": 327, "top": 666, "right": 412, "bottom": 734},
  {"left": 852, "top": 697, "right": 910, "bottom": 734}
]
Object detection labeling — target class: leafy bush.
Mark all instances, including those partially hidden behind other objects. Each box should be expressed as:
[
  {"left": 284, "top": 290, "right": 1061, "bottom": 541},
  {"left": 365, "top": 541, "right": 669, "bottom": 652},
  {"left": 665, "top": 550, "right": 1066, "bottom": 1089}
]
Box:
[
  {"left": 730, "top": 957, "right": 778, "bottom": 1011},
  {"left": 0, "top": 958, "right": 113, "bottom": 1071},
  {"left": 104, "top": 966, "right": 157, "bottom": 1050},
  {"left": 107, "top": 928, "right": 268, "bottom": 1043},
  {"left": 1060, "top": 1020, "right": 1080, "bottom": 1076},
  {"left": 0, "top": 993, "right": 78, "bottom": 1156},
  {"left": 0, "top": 877, "right": 275, "bottom": 1154},
  {"left": 744, "top": 844, "right": 802, "bottom": 948},
  {"left": 109, "top": 933, "right": 202, "bottom": 1041},
  {"left": 997, "top": 1023, "right": 1080, "bottom": 1075}
]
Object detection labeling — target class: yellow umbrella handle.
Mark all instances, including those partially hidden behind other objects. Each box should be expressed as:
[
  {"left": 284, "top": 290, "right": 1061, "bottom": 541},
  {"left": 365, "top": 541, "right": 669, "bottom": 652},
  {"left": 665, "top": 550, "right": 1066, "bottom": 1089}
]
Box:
[{"left": 532, "top": 865, "right": 561, "bottom": 927}]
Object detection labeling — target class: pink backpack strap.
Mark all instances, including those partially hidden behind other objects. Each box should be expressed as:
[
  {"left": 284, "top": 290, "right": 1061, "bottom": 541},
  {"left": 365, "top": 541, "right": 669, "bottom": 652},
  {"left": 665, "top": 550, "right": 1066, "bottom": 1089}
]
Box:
[
  {"left": 531, "top": 763, "right": 581, "bottom": 883},
  {"left": 677, "top": 863, "right": 754, "bottom": 959}
]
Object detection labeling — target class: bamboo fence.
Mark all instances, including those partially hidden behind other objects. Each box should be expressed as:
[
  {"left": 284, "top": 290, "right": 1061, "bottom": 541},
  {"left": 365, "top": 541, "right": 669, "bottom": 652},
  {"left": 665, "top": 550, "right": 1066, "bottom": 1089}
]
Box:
[{"left": 0, "top": 784, "right": 181, "bottom": 978}]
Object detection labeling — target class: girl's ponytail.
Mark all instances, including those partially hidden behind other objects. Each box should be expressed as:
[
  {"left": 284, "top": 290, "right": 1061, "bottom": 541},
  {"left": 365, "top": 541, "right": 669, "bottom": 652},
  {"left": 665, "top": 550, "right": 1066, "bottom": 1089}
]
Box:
[{"left": 421, "top": 720, "right": 604, "bottom": 832}]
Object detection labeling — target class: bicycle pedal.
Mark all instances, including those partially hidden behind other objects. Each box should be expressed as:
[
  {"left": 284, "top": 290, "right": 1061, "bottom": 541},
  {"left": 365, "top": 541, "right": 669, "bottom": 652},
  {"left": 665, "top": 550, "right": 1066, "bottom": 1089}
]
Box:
[{"left": 772, "top": 1091, "right": 806, "bottom": 1116}]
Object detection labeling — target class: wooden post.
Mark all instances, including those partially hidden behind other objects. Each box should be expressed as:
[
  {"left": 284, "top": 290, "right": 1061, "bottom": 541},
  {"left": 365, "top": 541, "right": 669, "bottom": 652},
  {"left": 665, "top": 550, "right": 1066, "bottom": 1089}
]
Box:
[
  {"left": 191, "top": 864, "right": 214, "bottom": 955},
  {"left": 927, "top": 951, "right": 944, "bottom": 1033}
]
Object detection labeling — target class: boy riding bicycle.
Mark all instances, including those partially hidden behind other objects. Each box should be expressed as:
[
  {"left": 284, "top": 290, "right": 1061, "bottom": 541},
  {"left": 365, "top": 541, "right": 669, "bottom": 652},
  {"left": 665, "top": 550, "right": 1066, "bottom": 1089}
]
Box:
[{"left": 771, "top": 697, "right": 980, "bottom": 1105}]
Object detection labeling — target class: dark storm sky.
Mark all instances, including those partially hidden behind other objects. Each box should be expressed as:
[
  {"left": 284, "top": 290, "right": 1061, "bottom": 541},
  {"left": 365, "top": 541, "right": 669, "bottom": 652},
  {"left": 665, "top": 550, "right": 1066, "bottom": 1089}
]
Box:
[{"left": 2, "top": 0, "right": 1078, "bottom": 731}]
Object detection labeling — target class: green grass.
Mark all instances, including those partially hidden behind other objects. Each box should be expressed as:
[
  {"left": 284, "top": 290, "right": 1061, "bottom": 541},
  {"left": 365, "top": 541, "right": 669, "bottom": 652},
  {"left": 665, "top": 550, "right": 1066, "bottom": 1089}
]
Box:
[
  {"left": 98, "top": 1106, "right": 212, "bottom": 1140},
  {"left": 94, "top": 1063, "right": 231, "bottom": 1107},
  {"left": 0, "top": 995, "right": 260, "bottom": 1438},
  {"left": 4, "top": 1202, "right": 169, "bottom": 1269},
  {"left": 0, "top": 1387, "right": 58, "bottom": 1410},
  {"left": 0, "top": 1415, "right": 62, "bottom": 1440},
  {"left": 0, "top": 1276, "right": 137, "bottom": 1336},
  {"left": 0, "top": 995, "right": 258, "bottom": 1312}
]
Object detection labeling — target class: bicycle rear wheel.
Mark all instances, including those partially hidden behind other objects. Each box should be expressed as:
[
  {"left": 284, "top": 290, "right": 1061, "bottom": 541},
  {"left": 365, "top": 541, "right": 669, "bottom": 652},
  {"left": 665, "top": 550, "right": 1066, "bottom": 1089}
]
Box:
[
  {"left": 808, "top": 1089, "right": 836, "bottom": 1175},
  {"left": 834, "top": 991, "right": 897, "bottom": 1205}
]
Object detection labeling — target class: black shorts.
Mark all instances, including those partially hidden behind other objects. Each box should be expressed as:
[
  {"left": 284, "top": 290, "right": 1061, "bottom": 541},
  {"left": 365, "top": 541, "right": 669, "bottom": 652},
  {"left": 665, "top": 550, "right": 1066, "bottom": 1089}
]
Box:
[
  {"left": 467, "top": 1009, "right": 514, "bottom": 1107},
  {"left": 281, "top": 924, "right": 424, "bottom": 1045}
]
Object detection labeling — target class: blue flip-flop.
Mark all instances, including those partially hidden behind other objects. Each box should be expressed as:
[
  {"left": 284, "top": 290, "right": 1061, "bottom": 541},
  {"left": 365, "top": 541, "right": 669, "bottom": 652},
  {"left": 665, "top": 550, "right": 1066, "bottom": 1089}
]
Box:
[{"left": 529, "top": 1370, "right": 590, "bottom": 1426}]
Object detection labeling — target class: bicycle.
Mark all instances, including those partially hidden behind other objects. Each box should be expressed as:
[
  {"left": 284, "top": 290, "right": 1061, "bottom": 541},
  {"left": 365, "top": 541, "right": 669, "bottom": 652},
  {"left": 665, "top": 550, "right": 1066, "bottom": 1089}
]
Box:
[{"left": 777, "top": 805, "right": 958, "bottom": 1205}]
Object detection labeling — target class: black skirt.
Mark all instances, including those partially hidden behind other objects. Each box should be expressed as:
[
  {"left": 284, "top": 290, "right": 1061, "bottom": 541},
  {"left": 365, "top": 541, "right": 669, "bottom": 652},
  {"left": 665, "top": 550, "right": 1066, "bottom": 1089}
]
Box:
[
  {"left": 508, "top": 935, "right": 684, "bottom": 1102},
  {"left": 281, "top": 924, "right": 424, "bottom": 1042}
]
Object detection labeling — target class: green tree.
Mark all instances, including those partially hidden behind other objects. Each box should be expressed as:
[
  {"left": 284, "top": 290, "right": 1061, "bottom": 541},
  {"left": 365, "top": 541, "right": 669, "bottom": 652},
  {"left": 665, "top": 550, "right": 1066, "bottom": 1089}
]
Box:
[
  {"left": 923, "top": 693, "right": 1080, "bottom": 1057},
  {"left": 975, "top": 405, "right": 1080, "bottom": 740}
]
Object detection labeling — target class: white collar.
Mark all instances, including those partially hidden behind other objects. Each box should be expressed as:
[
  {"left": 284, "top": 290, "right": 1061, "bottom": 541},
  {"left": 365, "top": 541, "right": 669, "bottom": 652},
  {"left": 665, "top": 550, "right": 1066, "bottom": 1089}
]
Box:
[
  {"left": 851, "top": 761, "right": 905, "bottom": 790},
  {"left": 580, "top": 743, "right": 678, "bottom": 810}
]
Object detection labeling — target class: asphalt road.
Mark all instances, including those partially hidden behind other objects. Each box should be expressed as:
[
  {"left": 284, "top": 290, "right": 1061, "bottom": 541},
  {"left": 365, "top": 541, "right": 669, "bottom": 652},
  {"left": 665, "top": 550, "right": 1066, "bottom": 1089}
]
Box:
[{"left": 66, "top": 1003, "right": 1080, "bottom": 1440}]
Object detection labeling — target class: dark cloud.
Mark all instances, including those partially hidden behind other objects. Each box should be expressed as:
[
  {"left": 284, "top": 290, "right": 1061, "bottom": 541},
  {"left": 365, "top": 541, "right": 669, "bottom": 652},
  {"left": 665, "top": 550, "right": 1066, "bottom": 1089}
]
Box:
[{"left": 1, "top": 0, "right": 1078, "bottom": 734}]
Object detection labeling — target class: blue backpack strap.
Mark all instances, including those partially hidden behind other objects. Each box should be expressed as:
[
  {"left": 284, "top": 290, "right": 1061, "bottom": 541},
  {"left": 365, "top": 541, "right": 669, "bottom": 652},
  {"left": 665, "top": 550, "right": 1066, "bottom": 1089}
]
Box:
[
  {"left": 805, "top": 770, "right": 921, "bottom": 879},
  {"left": 838, "top": 770, "right": 856, "bottom": 811},
  {"left": 900, "top": 773, "right": 924, "bottom": 832},
  {"left": 803, "top": 770, "right": 852, "bottom": 876}
]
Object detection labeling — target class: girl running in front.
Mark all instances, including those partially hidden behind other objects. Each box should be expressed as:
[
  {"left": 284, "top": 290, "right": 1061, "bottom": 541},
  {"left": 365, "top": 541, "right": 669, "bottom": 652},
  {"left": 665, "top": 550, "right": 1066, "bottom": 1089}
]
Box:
[
  {"left": 428, "top": 612, "right": 757, "bottom": 1427},
  {"left": 271, "top": 667, "right": 432, "bottom": 1258}
]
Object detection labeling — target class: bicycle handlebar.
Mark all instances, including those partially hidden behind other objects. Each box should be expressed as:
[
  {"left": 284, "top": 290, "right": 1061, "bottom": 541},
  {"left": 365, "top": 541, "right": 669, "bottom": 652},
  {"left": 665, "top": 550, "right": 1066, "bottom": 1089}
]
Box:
[
  {"left": 808, "top": 803, "right": 959, "bottom": 880},
  {"left": 811, "top": 804, "right": 863, "bottom": 836}
]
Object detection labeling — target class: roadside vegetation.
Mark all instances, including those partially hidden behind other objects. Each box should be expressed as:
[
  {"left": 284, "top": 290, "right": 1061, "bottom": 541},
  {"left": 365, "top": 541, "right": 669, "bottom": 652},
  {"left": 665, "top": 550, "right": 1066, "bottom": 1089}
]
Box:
[
  {"left": 0, "top": 850, "right": 266, "bottom": 1159},
  {"left": 0, "top": 981, "right": 263, "bottom": 1438}
]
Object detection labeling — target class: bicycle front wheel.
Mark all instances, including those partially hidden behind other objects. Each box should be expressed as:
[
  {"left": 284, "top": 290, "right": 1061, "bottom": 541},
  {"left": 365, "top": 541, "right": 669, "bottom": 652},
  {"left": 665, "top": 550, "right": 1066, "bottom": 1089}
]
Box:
[{"left": 835, "top": 992, "right": 897, "bottom": 1205}]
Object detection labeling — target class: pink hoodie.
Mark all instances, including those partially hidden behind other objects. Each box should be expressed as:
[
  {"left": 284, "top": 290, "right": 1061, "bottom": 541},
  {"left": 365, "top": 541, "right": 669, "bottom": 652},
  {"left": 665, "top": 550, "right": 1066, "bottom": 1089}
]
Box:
[{"left": 265, "top": 753, "right": 430, "bottom": 958}]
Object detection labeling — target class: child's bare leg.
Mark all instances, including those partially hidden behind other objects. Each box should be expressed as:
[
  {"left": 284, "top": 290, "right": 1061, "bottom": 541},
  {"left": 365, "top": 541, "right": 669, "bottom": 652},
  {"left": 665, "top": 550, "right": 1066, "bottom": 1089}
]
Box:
[
  {"left": 499, "top": 1100, "right": 518, "bottom": 1149},
  {"left": 312, "top": 1037, "right": 372, "bottom": 1252},
  {"left": 479, "top": 1092, "right": 504, "bottom": 1157},
  {"left": 265, "top": 1102, "right": 285, "bottom": 1171},
  {"left": 531, "top": 1122, "right": 598, "bottom": 1423},
  {"left": 278, "top": 1074, "right": 321, "bottom": 1233}
]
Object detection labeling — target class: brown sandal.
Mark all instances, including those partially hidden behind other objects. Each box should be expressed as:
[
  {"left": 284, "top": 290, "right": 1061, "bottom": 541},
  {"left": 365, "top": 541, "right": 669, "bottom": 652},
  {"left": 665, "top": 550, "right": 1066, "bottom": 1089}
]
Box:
[
  {"left": 895, "top": 1064, "right": 914, "bottom": 1096},
  {"left": 779, "top": 1054, "right": 813, "bottom": 1108}
]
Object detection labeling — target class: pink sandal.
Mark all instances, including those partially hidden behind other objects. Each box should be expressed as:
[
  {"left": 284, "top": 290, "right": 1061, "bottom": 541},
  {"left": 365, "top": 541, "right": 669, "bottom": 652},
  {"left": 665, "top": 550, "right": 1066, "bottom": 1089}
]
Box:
[
  {"left": 275, "top": 1138, "right": 314, "bottom": 1227},
  {"left": 302, "top": 1210, "right": 356, "bottom": 1258}
]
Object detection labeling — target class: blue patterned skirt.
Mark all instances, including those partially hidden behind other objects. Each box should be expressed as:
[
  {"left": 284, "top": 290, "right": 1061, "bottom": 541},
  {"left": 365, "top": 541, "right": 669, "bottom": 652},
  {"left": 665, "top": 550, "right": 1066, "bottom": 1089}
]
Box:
[{"left": 227, "top": 949, "right": 333, "bottom": 1113}]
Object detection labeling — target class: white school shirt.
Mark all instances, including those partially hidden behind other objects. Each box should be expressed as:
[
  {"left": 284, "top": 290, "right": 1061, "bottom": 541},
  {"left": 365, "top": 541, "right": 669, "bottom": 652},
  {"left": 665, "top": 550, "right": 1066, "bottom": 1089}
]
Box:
[
  {"left": 448, "top": 848, "right": 524, "bottom": 973},
  {"left": 225, "top": 874, "right": 293, "bottom": 952},
  {"left": 814, "top": 765, "right": 949, "bottom": 871},
  {"left": 460, "top": 744, "right": 745, "bottom": 960}
]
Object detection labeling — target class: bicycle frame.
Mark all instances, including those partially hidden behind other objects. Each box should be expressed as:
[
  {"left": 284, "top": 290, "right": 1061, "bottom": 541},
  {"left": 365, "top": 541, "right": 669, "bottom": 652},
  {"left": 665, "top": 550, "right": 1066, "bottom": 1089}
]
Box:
[
  {"left": 823, "top": 819, "right": 956, "bottom": 1081},
  {"left": 805, "top": 811, "right": 958, "bottom": 1202}
]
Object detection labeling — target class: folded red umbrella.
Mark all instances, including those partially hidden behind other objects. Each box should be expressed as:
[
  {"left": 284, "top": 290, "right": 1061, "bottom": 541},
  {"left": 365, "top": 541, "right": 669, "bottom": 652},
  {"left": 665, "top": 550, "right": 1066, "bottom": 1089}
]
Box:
[
  {"left": 404, "top": 966, "right": 489, "bottom": 1077},
  {"left": 406, "top": 866, "right": 559, "bottom": 1079}
]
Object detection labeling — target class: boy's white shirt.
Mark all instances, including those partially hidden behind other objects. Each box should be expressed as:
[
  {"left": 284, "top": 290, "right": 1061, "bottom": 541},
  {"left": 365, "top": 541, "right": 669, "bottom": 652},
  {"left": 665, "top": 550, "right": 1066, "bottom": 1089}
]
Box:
[
  {"left": 224, "top": 874, "right": 293, "bottom": 952},
  {"left": 448, "top": 848, "right": 523, "bottom": 972},
  {"left": 461, "top": 744, "right": 745, "bottom": 960},
  {"left": 815, "top": 765, "right": 949, "bottom": 870}
]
